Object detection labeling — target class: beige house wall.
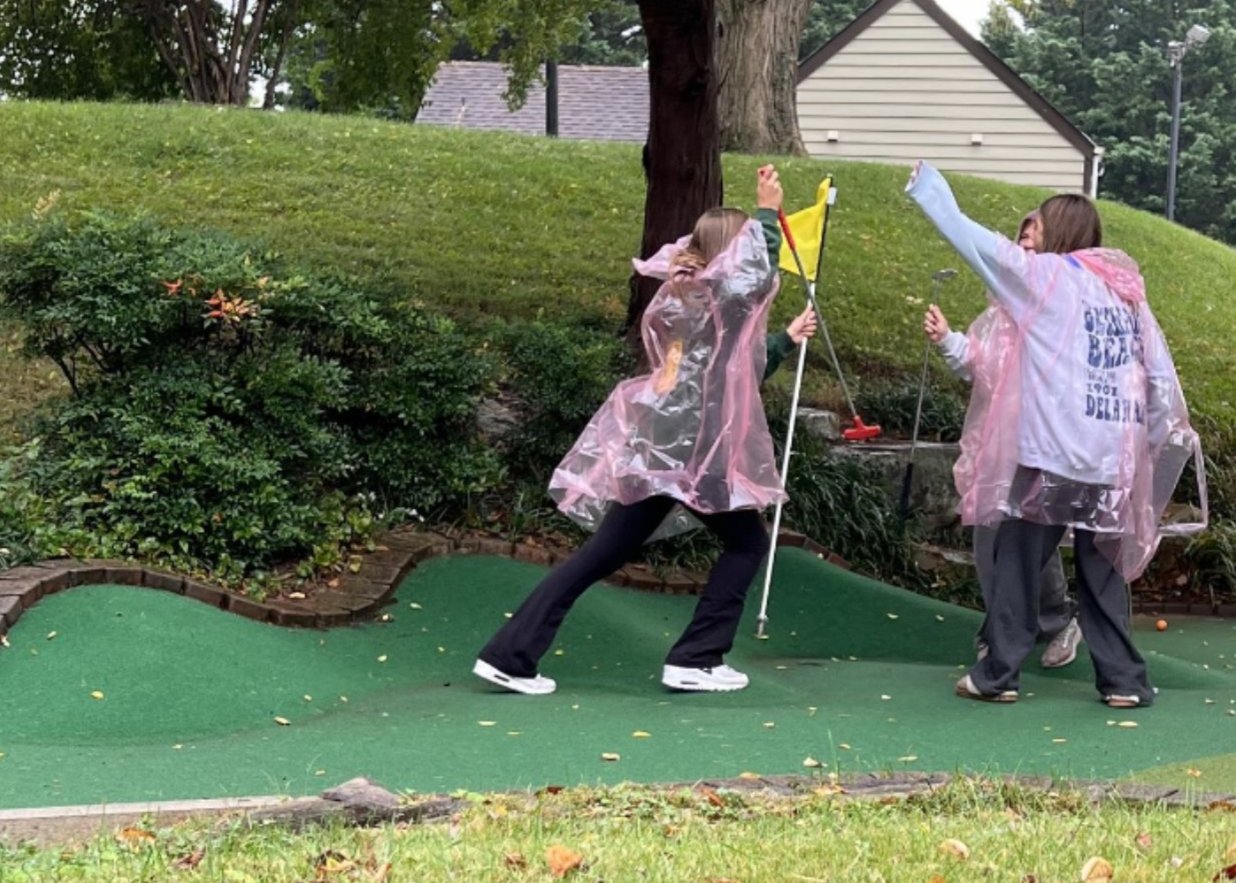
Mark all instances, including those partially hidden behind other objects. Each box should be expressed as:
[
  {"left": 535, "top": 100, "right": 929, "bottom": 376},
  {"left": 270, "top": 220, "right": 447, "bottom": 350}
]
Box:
[{"left": 797, "top": 0, "right": 1087, "bottom": 191}]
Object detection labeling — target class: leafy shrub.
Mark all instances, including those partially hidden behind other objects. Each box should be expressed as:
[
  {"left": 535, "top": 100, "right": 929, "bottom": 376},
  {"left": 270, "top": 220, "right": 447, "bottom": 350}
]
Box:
[
  {"left": 853, "top": 376, "right": 967, "bottom": 443},
  {"left": 496, "top": 321, "right": 630, "bottom": 481},
  {"left": 0, "top": 213, "right": 500, "bottom": 585}
]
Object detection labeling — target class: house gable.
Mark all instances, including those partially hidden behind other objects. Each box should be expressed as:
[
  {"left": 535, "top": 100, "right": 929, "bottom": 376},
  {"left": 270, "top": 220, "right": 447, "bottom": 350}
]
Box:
[{"left": 797, "top": 0, "right": 1097, "bottom": 191}]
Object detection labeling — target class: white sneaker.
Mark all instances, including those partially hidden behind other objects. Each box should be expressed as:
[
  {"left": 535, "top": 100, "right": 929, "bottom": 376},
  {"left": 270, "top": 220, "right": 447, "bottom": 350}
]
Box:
[
  {"left": 662, "top": 663, "right": 749, "bottom": 692},
  {"left": 473, "top": 659, "right": 557, "bottom": 695},
  {"left": 1040, "top": 617, "right": 1082, "bottom": 669}
]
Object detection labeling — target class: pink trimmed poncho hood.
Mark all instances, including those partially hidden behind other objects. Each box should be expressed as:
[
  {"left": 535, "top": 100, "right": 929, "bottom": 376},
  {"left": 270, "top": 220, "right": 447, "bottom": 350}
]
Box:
[
  {"left": 955, "top": 242, "right": 1206, "bottom": 581},
  {"left": 548, "top": 219, "right": 786, "bottom": 538}
]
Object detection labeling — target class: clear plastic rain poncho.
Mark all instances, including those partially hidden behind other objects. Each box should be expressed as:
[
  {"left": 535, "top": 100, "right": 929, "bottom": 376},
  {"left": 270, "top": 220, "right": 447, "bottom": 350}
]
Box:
[
  {"left": 952, "top": 242, "right": 1207, "bottom": 582},
  {"left": 548, "top": 219, "right": 787, "bottom": 539}
]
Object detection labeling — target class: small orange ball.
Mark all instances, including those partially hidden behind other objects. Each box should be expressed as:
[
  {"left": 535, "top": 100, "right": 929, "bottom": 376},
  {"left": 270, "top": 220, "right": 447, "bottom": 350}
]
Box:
[{"left": 1155, "top": 619, "right": 1168, "bottom": 631}]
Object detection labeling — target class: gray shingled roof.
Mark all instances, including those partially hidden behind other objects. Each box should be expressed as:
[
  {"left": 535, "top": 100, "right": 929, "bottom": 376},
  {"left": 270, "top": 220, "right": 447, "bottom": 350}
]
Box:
[{"left": 417, "top": 61, "right": 648, "bottom": 142}]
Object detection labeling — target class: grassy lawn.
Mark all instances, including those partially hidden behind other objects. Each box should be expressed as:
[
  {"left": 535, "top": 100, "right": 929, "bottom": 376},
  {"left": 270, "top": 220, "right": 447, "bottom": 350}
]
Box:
[
  {"left": 2, "top": 780, "right": 1235, "bottom": 881},
  {"left": 1, "top": 101, "right": 1234, "bottom": 436}
]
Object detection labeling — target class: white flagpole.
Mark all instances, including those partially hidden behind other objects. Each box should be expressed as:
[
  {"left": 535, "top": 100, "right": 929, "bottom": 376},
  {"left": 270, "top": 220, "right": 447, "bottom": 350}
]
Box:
[
  {"left": 755, "top": 182, "right": 835, "bottom": 640},
  {"left": 755, "top": 318, "right": 810, "bottom": 639}
]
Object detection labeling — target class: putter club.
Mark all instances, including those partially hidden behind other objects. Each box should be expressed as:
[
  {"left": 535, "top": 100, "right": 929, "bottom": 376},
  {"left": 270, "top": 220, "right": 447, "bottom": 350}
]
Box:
[
  {"left": 899, "top": 267, "right": 959, "bottom": 516},
  {"left": 776, "top": 207, "right": 881, "bottom": 443}
]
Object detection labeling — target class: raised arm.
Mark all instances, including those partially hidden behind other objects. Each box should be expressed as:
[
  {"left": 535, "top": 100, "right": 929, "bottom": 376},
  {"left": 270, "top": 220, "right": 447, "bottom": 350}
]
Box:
[{"left": 906, "top": 163, "right": 1041, "bottom": 322}]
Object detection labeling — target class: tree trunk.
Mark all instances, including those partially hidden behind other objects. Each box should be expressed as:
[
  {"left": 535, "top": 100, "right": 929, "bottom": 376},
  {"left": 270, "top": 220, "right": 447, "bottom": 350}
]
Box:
[
  {"left": 626, "top": 0, "right": 723, "bottom": 353},
  {"left": 137, "top": 0, "right": 289, "bottom": 105},
  {"left": 716, "top": 0, "right": 810, "bottom": 154}
]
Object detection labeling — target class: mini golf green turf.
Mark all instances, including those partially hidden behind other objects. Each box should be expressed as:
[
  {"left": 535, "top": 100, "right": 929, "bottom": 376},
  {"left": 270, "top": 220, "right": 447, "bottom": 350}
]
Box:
[{"left": 0, "top": 550, "right": 1233, "bottom": 809}]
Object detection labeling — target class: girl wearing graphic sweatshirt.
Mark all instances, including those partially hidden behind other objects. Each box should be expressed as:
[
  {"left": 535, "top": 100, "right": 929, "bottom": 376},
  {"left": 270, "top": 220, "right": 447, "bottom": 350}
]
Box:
[{"left": 907, "top": 162, "right": 1203, "bottom": 708}]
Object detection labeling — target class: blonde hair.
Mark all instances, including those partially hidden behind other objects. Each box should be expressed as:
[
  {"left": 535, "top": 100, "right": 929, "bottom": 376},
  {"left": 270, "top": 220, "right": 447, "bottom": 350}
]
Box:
[{"left": 668, "top": 208, "right": 750, "bottom": 278}]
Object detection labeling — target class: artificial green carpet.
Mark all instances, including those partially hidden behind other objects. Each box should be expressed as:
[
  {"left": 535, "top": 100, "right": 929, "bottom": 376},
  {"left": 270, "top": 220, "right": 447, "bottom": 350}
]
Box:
[{"left": 0, "top": 550, "right": 1233, "bottom": 809}]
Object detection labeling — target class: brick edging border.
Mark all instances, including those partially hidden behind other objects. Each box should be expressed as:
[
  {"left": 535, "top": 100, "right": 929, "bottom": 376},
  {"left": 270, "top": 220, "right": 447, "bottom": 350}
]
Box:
[
  {"left": 4, "top": 531, "right": 1226, "bottom": 639},
  {"left": 0, "top": 530, "right": 852, "bottom": 638}
]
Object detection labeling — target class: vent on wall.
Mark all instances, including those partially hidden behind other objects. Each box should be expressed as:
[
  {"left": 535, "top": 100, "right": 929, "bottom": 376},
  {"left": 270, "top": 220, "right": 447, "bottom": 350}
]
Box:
[
  {"left": 970, "top": 133, "right": 984, "bottom": 145},
  {"left": 826, "top": 130, "right": 840, "bottom": 142}
]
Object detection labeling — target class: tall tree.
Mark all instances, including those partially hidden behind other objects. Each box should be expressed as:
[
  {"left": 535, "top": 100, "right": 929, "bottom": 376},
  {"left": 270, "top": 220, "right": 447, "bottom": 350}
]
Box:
[
  {"left": 135, "top": 0, "right": 291, "bottom": 105},
  {"left": 626, "top": 0, "right": 723, "bottom": 348},
  {"left": 984, "top": 0, "right": 1236, "bottom": 244},
  {"left": 715, "top": 0, "right": 813, "bottom": 154},
  {"left": 280, "top": 0, "right": 596, "bottom": 117},
  {"left": 0, "top": 0, "right": 177, "bottom": 100}
]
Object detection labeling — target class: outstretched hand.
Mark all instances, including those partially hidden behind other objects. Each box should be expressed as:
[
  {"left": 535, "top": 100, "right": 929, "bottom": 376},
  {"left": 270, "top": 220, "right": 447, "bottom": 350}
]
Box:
[
  {"left": 787, "top": 306, "right": 818, "bottom": 345},
  {"left": 757, "top": 165, "right": 783, "bottom": 211},
  {"left": 923, "top": 304, "right": 950, "bottom": 342}
]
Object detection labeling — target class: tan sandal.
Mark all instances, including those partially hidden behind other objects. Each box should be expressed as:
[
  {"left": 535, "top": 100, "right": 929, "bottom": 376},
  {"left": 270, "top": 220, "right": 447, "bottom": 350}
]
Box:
[{"left": 1104, "top": 694, "right": 1141, "bottom": 708}]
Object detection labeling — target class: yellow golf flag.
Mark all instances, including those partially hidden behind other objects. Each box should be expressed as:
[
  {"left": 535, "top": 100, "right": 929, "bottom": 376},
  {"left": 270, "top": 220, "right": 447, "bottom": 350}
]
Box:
[{"left": 778, "top": 177, "right": 834, "bottom": 281}]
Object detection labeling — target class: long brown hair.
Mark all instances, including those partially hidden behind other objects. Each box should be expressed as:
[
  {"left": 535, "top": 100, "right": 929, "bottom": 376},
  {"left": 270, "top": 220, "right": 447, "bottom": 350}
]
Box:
[
  {"left": 669, "top": 208, "right": 749, "bottom": 277},
  {"left": 1037, "top": 194, "right": 1102, "bottom": 254}
]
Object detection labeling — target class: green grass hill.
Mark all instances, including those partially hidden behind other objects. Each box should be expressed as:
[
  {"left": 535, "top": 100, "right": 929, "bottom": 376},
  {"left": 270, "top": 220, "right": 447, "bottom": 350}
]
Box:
[{"left": 2, "top": 100, "right": 1234, "bottom": 436}]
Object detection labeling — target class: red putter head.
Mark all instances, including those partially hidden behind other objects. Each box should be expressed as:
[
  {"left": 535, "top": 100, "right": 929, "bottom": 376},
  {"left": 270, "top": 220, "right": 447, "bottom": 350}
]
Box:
[{"left": 842, "top": 415, "right": 882, "bottom": 442}]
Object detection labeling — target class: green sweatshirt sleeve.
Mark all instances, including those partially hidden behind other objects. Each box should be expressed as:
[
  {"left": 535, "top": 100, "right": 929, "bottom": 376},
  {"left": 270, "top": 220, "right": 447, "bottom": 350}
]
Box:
[
  {"left": 763, "top": 330, "right": 796, "bottom": 382},
  {"left": 755, "top": 208, "right": 788, "bottom": 383},
  {"left": 754, "top": 207, "right": 782, "bottom": 262}
]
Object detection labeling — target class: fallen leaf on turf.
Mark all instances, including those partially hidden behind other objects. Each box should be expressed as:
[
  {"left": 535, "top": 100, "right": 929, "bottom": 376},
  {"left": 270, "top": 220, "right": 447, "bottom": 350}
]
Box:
[
  {"left": 1081, "top": 856, "right": 1113, "bottom": 882},
  {"left": 886, "top": 613, "right": 899, "bottom": 620},
  {"left": 504, "top": 853, "right": 527, "bottom": 869},
  {"left": 763, "top": 721, "right": 775, "bottom": 729},
  {"left": 90, "top": 690, "right": 104, "bottom": 700},
  {"left": 478, "top": 721, "right": 496, "bottom": 727},
  {"left": 600, "top": 752, "right": 620, "bottom": 762},
  {"left": 1135, "top": 831, "right": 1153, "bottom": 851},
  {"left": 274, "top": 716, "right": 290, "bottom": 726},
  {"left": 377, "top": 654, "right": 387, "bottom": 663},
  {"left": 898, "top": 755, "right": 919, "bottom": 762},
  {"left": 738, "top": 772, "right": 761, "bottom": 780},
  {"left": 632, "top": 730, "right": 651, "bottom": 738},
  {"left": 1117, "top": 721, "right": 1138, "bottom": 728},
  {"left": 117, "top": 827, "right": 156, "bottom": 847},
  {"left": 174, "top": 848, "right": 205, "bottom": 869},
  {"left": 1052, "top": 738, "right": 1068, "bottom": 744},
  {"left": 928, "top": 876, "right": 948, "bottom": 883},
  {"left": 46, "top": 631, "right": 57, "bottom": 640},
  {"left": 1171, "top": 856, "right": 1184, "bottom": 868},
  {"left": 881, "top": 694, "right": 892, "bottom": 700},
  {"left": 699, "top": 786, "right": 725, "bottom": 808},
  {"left": 839, "top": 743, "right": 852, "bottom": 750},
  {"left": 802, "top": 756, "right": 822, "bottom": 768},
  {"left": 546, "top": 845, "right": 584, "bottom": 877},
  {"left": 1188, "top": 768, "right": 1203, "bottom": 778},
  {"left": 1208, "top": 800, "right": 1236, "bottom": 813},
  {"left": 314, "top": 850, "right": 355, "bottom": 877},
  {"left": 303, "top": 694, "right": 312, "bottom": 702},
  {"left": 409, "top": 602, "right": 423, "bottom": 610}
]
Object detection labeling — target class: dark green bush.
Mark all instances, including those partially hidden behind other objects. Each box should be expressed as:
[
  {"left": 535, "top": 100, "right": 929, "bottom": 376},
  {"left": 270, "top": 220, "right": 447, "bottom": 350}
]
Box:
[
  {"left": 853, "top": 375, "right": 968, "bottom": 443},
  {"left": 497, "top": 321, "right": 630, "bottom": 482},
  {"left": 0, "top": 213, "right": 500, "bottom": 585}
]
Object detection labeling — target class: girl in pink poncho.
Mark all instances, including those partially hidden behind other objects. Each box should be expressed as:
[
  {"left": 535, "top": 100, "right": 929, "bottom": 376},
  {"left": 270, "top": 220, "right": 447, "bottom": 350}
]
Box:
[
  {"left": 474, "top": 167, "right": 789, "bottom": 696},
  {"left": 908, "top": 161, "right": 1205, "bottom": 708}
]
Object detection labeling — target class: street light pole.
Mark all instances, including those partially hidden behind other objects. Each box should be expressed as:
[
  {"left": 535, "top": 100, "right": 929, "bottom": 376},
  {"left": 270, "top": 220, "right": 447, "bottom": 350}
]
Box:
[
  {"left": 1166, "top": 43, "right": 1185, "bottom": 221},
  {"left": 1165, "top": 24, "right": 1210, "bottom": 222}
]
